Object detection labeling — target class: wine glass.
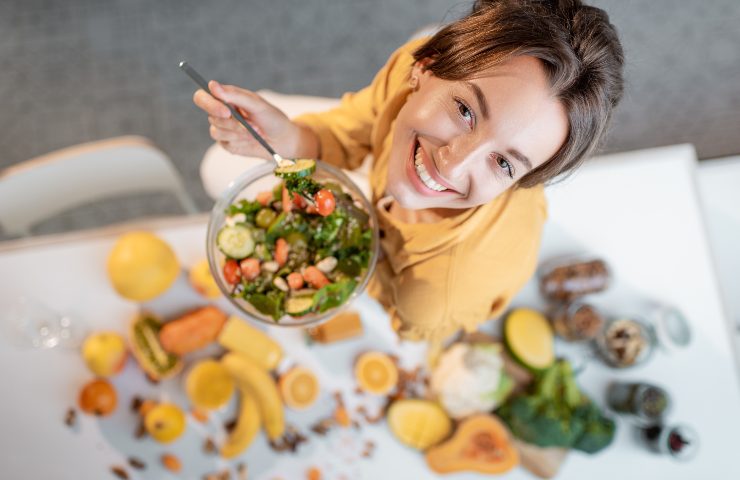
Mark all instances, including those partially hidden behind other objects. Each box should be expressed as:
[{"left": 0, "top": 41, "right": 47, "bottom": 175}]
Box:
[{"left": 2, "top": 296, "right": 87, "bottom": 349}]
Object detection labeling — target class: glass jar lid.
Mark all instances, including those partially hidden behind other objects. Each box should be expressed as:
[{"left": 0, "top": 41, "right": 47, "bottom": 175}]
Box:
[{"left": 651, "top": 305, "right": 692, "bottom": 350}]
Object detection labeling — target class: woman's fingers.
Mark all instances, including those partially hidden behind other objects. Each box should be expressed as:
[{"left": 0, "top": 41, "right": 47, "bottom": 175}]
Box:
[
  {"left": 209, "top": 125, "right": 245, "bottom": 143},
  {"left": 208, "top": 116, "right": 242, "bottom": 133},
  {"left": 209, "top": 81, "right": 267, "bottom": 114},
  {"left": 193, "top": 89, "right": 231, "bottom": 118}
]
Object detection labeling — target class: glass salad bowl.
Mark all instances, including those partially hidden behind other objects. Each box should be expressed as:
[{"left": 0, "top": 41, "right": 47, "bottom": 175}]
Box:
[{"left": 206, "top": 159, "right": 380, "bottom": 328}]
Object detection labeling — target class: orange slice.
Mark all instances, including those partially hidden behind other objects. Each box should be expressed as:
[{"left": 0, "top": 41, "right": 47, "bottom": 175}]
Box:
[
  {"left": 279, "top": 366, "right": 320, "bottom": 410},
  {"left": 354, "top": 351, "right": 398, "bottom": 395}
]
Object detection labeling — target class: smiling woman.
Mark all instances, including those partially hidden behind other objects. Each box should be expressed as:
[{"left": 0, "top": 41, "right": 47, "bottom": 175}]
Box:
[{"left": 193, "top": 0, "right": 624, "bottom": 342}]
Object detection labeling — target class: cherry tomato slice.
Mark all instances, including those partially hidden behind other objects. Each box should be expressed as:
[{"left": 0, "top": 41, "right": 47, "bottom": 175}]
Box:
[
  {"left": 314, "top": 189, "right": 336, "bottom": 217},
  {"left": 292, "top": 192, "right": 306, "bottom": 209},
  {"left": 223, "top": 259, "right": 241, "bottom": 284}
]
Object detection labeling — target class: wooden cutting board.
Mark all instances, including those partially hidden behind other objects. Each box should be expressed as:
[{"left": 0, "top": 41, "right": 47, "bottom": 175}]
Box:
[{"left": 459, "top": 332, "right": 569, "bottom": 479}]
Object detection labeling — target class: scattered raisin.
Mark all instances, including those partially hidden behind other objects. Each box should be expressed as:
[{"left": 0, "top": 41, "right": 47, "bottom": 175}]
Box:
[{"left": 127, "top": 457, "right": 146, "bottom": 470}]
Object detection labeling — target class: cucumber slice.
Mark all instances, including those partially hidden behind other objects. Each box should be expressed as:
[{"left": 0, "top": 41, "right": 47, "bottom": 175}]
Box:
[
  {"left": 274, "top": 158, "right": 316, "bottom": 179},
  {"left": 285, "top": 295, "right": 315, "bottom": 316},
  {"left": 217, "top": 225, "right": 255, "bottom": 259}
]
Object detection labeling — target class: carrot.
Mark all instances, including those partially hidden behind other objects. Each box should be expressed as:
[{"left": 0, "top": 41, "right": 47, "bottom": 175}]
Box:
[
  {"left": 275, "top": 238, "right": 289, "bottom": 267},
  {"left": 303, "top": 266, "right": 330, "bottom": 289},
  {"left": 257, "top": 190, "right": 273, "bottom": 206},
  {"left": 240, "top": 258, "right": 261, "bottom": 280},
  {"left": 287, "top": 272, "right": 304, "bottom": 290}
]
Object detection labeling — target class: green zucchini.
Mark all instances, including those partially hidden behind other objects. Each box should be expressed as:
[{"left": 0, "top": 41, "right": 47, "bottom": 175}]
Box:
[
  {"left": 274, "top": 158, "right": 316, "bottom": 179},
  {"left": 217, "top": 225, "right": 255, "bottom": 259},
  {"left": 285, "top": 296, "right": 315, "bottom": 316}
]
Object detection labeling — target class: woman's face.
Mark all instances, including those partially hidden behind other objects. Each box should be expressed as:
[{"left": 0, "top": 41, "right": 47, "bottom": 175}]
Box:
[{"left": 386, "top": 55, "right": 569, "bottom": 210}]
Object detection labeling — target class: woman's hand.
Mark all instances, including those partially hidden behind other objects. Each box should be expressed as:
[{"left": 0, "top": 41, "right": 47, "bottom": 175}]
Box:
[{"left": 193, "top": 81, "right": 318, "bottom": 159}]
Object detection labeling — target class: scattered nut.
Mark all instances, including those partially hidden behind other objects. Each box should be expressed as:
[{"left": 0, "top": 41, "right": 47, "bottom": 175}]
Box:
[
  {"left": 130, "top": 396, "right": 143, "bottom": 413},
  {"left": 138, "top": 399, "right": 156, "bottom": 417},
  {"left": 310, "top": 418, "right": 333, "bottom": 436},
  {"left": 204, "top": 470, "right": 231, "bottom": 480},
  {"left": 237, "top": 463, "right": 248, "bottom": 480},
  {"left": 128, "top": 457, "right": 146, "bottom": 470},
  {"left": 273, "top": 276, "right": 289, "bottom": 292},
  {"left": 224, "top": 417, "right": 238, "bottom": 433},
  {"left": 64, "top": 408, "right": 76, "bottom": 428},
  {"left": 361, "top": 440, "right": 376, "bottom": 458},
  {"left": 134, "top": 420, "right": 147, "bottom": 439},
  {"left": 315, "top": 256, "right": 337, "bottom": 273},
  {"left": 203, "top": 437, "right": 217, "bottom": 455},
  {"left": 191, "top": 408, "right": 209, "bottom": 423},
  {"left": 161, "top": 453, "right": 181, "bottom": 473},
  {"left": 306, "top": 466, "right": 322, "bottom": 480},
  {"left": 262, "top": 261, "right": 279, "bottom": 273},
  {"left": 110, "top": 466, "right": 129, "bottom": 479}
]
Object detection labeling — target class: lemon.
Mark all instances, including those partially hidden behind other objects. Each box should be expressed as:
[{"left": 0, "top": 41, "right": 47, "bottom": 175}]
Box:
[
  {"left": 81, "top": 332, "right": 127, "bottom": 377},
  {"left": 144, "top": 403, "right": 186, "bottom": 443},
  {"left": 107, "top": 231, "right": 180, "bottom": 301},
  {"left": 188, "top": 259, "right": 221, "bottom": 299},
  {"left": 185, "top": 360, "right": 235, "bottom": 410}
]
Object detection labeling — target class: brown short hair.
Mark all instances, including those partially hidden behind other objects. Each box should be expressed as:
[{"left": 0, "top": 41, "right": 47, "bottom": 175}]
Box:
[{"left": 413, "top": 0, "right": 624, "bottom": 188}]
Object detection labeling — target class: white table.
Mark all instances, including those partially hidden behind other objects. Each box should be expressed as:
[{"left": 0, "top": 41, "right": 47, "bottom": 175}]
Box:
[
  {"left": 697, "top": 155, "right": 740, "bottom": 369},
  {"left": 1, "top": 144, "right": 739, "bottom": 479}
]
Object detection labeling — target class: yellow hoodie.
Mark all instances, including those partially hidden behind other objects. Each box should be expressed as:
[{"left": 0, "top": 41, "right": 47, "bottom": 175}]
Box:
[{"left": 295, "top": 38, "right": 547, "bottom": 343}]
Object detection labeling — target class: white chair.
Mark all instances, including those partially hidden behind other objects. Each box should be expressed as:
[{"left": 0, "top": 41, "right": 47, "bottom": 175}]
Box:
[{"left": 0, "top": 136, "right": 198, "bottom": 237}]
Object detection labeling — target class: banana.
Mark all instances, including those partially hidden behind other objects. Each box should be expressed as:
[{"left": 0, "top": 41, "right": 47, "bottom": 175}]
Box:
[
  {"left": 221, "top": 387, "right": 261, "bottom": 459},
  {"left": 221, "top": 352, "right": 285, "bottom": 440}
]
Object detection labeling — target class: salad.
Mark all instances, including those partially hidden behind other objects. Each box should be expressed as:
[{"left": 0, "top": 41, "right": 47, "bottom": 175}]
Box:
[{"left": 216, "top": 159, "right": 373, "bottom": 321}]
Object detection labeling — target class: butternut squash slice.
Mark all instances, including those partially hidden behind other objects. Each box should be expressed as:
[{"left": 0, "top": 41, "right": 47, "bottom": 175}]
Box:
[{"left": 425, "top": 414, "right": 519, "bottom": 475}]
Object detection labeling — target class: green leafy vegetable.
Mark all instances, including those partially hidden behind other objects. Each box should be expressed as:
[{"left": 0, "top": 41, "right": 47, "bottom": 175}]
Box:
[
  {"left": 496, "top": 360, "right": 615, "bottom": 454},
  {"left": 285, "top": 176, "right": 322, "bottom": 197},
  {"left": 313, "top": 279, "right": 357, "bottom": 313},
  {"left": 246, "top": 290, "right": 285, "bottom": 321},
  {"left": 227, "top": 199, "right": 263, "bottom": 223}
]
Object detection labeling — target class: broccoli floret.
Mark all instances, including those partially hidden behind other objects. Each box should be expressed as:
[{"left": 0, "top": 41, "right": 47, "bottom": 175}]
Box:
[
  {"left": 572, "top": 402, "right": 617, "bottom": 454},
  {"left": 496, "top": 359, "right": 615, "bottom": 453}
]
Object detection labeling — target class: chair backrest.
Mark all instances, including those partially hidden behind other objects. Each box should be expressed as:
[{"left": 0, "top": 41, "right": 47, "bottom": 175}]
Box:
[{"left": 0, "top": 136, "right": 198, "bottom": 236}]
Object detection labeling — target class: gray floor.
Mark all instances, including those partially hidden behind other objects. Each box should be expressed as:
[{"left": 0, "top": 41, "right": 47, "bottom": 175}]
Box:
[{"left": 1, "top": 0, "right": 739, "bottom": 237}]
